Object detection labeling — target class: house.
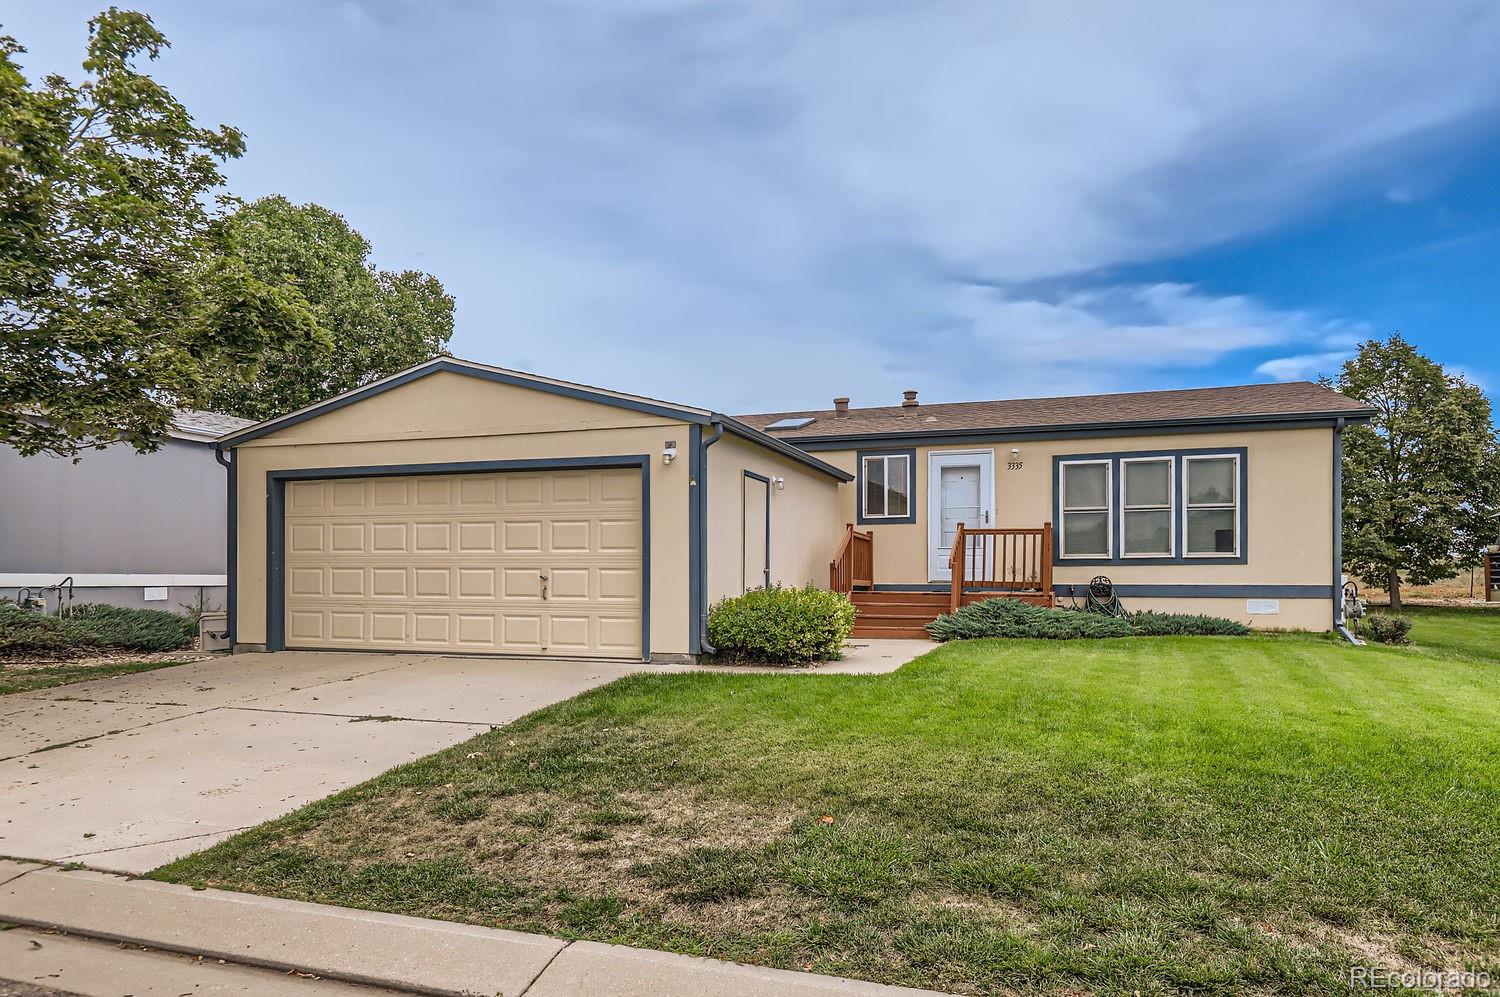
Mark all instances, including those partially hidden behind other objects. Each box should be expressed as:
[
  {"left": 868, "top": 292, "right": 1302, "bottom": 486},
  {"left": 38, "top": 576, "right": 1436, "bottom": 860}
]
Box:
[
  {"left": 1, "top": 410, "right": 253, "bottom": 613},
  {"left": 217, "top": 357, "right": 1374, "bottom": 660}
]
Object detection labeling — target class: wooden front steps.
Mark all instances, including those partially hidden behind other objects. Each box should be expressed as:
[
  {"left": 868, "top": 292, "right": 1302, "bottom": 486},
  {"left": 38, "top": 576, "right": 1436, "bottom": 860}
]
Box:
[{"left": 850, "top": 589, "right": 1054, "bottom": 639}]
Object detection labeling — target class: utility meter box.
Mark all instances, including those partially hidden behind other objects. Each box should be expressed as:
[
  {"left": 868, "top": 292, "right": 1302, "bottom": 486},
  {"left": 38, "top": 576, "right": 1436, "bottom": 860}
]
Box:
[{"left": 199, "top": 612, "right": 231, "bottom": 652}]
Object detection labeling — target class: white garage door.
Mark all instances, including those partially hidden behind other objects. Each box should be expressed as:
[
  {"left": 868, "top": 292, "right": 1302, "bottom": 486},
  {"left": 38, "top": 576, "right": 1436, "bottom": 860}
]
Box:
[{"left": 282, "top": 467, "right": 643, "bottom": 657}]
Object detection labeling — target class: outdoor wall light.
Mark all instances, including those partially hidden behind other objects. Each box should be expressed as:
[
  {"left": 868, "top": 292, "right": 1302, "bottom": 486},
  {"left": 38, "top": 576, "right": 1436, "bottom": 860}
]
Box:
[
  {"left": 663, "top": 441, "right": 677, "bottom": 464},
  {"left": 773, "top": 476, "right": 785, "bottom": 490}
]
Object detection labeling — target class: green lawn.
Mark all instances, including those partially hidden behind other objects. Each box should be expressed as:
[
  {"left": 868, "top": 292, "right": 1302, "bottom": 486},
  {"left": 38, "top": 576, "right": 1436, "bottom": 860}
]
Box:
[
  {"left": 0, "top": 658, "right": 189, "bottom": 696},
  {"left": 155, "top": 617, "right": 1500, "bottom": 996}
]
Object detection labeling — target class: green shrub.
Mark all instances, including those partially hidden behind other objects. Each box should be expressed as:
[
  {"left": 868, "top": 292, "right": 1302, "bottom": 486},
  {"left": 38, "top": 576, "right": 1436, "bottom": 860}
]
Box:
[
  {"left": 1364, "top": 614, "right": 1413, "bottom": 646},
  {"left": 63, "top": 603, "right": 198, "bottom": 652},
  {"left": 0, "top": 602, "right": 196, "bottom": 658},
  {"left": 707, "top": 585, "right": 856, "bottom": 664},
  {"left": 927, "top": 599, "right": 1131, "bottom": 641},
  {"left": 0, "top": 604, "right": 81, "bottom": 657},
  {"left": 926, "top": 599, "right": 1249, "bottom": 641},
  {"left": 1127, "top": 610, "right": 1251, "bottom": 637}
]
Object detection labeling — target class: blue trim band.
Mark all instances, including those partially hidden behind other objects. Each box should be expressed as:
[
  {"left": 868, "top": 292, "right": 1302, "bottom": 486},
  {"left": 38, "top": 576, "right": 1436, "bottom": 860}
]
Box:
[
  {"left": 265, "top": 456, "right": 652, "bottom": 660},
  {"left": 1052, "top": 583, "right": 1334, "bottom": 599},
  {"left": 855, "top": 448, "right": 918, "bottom": 525},
  {"left": 872, "top": 582, "right": 1334, "bottom": 599},
  {"left": 1052, "top": 446, "right": 1249, "bottom": 566}
]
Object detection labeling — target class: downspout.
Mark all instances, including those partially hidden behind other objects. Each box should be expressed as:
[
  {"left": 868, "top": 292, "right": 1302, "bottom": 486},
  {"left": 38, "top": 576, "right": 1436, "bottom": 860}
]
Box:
[
  {"left": 697, "top": 420, "right": 725, "bottom": 655},
  {"left": 214, "top": 443, "right": 236, "bottom": 646},
  {"left": 1331, "top": 418, "right": 1360, "bottom": 645}
]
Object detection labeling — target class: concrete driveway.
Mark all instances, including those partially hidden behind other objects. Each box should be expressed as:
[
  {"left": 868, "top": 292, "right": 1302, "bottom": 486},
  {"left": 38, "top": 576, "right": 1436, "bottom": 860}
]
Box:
[{"left": 0, "top": 652, "right": 652, "bottom": 873}]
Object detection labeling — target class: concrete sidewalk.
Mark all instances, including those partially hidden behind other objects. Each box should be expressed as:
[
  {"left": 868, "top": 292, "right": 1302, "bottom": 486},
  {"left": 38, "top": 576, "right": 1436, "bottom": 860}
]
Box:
[{"left": 0, "top": 860, "right": 950, "bottom": 997}]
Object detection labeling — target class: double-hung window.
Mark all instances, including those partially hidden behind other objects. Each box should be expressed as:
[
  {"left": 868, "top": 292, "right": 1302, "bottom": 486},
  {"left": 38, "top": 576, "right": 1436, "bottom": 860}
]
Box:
[
  {"left": 1184, "top": 454, "right": 1240, "bottom": 556},
  {"left": 1121, "top": 457, "right": 1174, "bottom": 556},
  {"left": 1059, "top": 460, "right": 1110, "bottom": 557},
  {"left": 861, "top": 452, "right": 912, "bottom": 521}
]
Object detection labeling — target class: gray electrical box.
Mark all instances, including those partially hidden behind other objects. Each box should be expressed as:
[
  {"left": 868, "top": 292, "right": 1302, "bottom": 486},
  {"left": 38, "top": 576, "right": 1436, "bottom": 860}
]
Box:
[{"left": 198, "top": 612, "right": 231, "bottom": 652}]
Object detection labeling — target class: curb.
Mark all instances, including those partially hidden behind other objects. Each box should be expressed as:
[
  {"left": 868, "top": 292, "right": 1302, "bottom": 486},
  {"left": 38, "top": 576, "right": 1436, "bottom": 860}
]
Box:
[{"left": 0, "top": 859, "right": 951, "bottom": 997}]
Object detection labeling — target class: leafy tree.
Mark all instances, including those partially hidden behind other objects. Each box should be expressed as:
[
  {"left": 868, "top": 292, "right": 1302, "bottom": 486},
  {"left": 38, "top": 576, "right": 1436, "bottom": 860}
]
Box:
[
  {"left": 201, "top": 196, "right": 455, "bottom": 421},
  {"left": 1329, "top": 334, "right": 1500, "bottom": 611},
  {"left": 0, "top": 9, "right": 318, "bottom": 458}
]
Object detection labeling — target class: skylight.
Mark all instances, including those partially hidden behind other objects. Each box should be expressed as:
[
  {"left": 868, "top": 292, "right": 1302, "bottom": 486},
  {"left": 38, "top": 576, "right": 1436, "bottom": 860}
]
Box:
[{"left": 765, "top": 417, "right": 816, "bottom": 430}]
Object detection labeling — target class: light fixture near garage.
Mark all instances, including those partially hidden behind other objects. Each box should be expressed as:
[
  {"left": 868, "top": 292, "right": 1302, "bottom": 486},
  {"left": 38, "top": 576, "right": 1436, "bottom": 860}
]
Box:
[
  {"left": 663, "top": 441, "right": 677, "bottom": 464},
  {"left": 772, "top": 476, "right": 785, "bottom": 490}
]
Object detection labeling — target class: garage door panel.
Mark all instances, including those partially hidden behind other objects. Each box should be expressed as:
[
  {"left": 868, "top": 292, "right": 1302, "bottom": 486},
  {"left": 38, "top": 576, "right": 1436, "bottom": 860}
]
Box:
[
  {"left": 549, "top": 568, "right": 590, "bottom": 600},
  {"left": 458, "top": 522, "right": 497, "bottom": 552},
  {"left": 414, "top": 478, "right": 452, "bottom": 506},
  {"left": 413, "top": 613, "right": 450, "bottom": 644},
  {"left": 330, "top": 524, "right": 365, "bottom": 553},
  {"left": 550, "top": 520, "right": 591, "bottom": 551},
  {"left": 371, "top": 568, "right": 407, "bottom": 597},
  {"left": 598, "top": 519, "right": 641, "bottom": 553},
  {"left": 551, "top": 473, "right": 592, "bottom": 503},
  {"left": 284, "top": 469, "right": 641, "bottom": 657},
  {"left": 288, "top": 610, "right": 324, "bottom": 641},
  {"left": 371, "top": 522, "right": 408, "bottom": 551},
  {"left": 329, "top": 567, "right": 366, "bottom": 596},
  {"left": 413, "top": 522, "right": 452, "bottom": 552},
  {"left": 289, "top": 524, "right": 325, "bottom": 553},
  {"left": 457, "top": 567, "right": 497, "bottom": 598}
]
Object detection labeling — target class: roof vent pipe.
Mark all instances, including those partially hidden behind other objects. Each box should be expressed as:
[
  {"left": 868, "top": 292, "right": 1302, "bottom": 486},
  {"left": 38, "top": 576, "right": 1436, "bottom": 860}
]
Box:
[
  {"left": 902, "top": 389, "right": 919, "bottom": 408},
  {"left": 833, "top": 397, "right": 850, "bottom": 418}
]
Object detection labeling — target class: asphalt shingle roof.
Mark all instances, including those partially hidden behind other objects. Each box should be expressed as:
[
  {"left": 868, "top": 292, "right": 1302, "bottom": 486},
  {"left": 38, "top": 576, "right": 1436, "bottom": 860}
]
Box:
[
  {"left": 173, "top": 409, "right": 256, "bottom": 438},
  {"left": 736, "top": 381, "right": 1374, "bottom": 441}
]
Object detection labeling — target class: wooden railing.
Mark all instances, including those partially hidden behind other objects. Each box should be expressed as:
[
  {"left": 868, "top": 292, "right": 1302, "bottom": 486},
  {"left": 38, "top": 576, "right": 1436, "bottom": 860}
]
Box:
[
  {"left": 948, "top": 522, "right": 1054, "bottom": 612},
  {"left": 830, "top": 523, "right": 874, "bottom": 594}
]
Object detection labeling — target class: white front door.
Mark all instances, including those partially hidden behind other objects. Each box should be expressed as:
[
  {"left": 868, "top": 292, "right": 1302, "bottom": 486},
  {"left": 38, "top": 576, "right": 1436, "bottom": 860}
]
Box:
[{"left": 928, "top": 451, "right": 995, "bottom": 581}]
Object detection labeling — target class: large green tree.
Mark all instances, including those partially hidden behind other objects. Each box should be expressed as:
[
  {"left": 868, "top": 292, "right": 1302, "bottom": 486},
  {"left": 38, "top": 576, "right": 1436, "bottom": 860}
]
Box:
[
  {"left": 1330, "top": 334, "right": 1500, "bottom": 611},
  {"left": 0, "top": 9, "right": 318, "bottom": 457},
  {"left": 201, "top": 196, "right": 454, "bottom": 421}
]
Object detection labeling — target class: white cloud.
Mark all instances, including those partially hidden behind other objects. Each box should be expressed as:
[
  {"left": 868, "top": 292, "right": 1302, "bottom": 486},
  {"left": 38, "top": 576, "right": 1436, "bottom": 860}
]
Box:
[{"left": 1256, "top": 352, "right": 1356, "bottom": 383}]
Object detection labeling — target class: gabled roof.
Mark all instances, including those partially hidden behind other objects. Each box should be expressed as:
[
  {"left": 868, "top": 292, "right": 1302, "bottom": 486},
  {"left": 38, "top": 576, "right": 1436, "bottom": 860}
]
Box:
[
  {"left": 171, "top": 409, "right": 255, "bottom": 442},
  {"left": 737, "top": 381, "right": 1375, "bottom": 445},
  {"left": 217, "top": 357, "right": 852, "bottom": 482}
]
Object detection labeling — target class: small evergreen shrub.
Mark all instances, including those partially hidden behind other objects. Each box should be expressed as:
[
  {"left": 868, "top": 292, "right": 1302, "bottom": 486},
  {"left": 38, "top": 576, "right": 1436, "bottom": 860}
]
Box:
[
  {"left": 0, "top": 602, "right": 197, "bottom": 658},
  {"left": 1363, "top": 614, "right": 1412, "bottom": 646},
  {"left": 926, "top": 599, "right": 1250, "bottom": 641},
  {"left": 927, "top": 599, "right": 1132, "bottom": 641},
  {"left": 1127, "top": 611, "right": 1252, "bottom": 637},
  {"left": 707, "top": 585, "right": 856, "bottom": 664},
  {"left": 0, "top": 604, "right": 79, "bottom": 657}
]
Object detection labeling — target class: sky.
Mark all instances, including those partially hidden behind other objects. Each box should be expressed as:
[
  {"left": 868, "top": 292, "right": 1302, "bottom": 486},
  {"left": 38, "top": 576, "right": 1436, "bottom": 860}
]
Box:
[{"left": 7, "top": 0, "right": 1500, "bottom": 414}]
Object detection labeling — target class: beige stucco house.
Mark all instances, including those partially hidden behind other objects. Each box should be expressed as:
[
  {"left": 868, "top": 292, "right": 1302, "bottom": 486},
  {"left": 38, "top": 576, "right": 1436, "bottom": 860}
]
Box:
[{"left": 218, "top": 357, "right": 1373, "bottom": 660}]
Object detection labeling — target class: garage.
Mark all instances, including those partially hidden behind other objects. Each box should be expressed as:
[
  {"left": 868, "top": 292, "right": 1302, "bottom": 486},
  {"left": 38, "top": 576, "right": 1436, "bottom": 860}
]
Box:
[
  {"left": 277, "top": 465, "right": 644, "bottom": 657},
  {"left": 220, "top": 357, "right": 850, "bottom": 661}
]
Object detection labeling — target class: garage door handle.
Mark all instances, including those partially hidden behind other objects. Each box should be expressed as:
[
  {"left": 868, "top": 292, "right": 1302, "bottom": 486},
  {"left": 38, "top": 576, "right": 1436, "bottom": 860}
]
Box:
[{"left": 540, "top": 574, "right": 548, "bottom": 600}]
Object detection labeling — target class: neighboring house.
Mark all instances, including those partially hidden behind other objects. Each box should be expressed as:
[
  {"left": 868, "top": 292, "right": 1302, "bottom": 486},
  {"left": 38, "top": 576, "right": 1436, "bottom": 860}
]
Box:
[
  {"left": 218, "top": 357, "right": 1374, "bottom": 661},
  {"left": 1, "top": 410, "right": 253, "bottom": 613}
]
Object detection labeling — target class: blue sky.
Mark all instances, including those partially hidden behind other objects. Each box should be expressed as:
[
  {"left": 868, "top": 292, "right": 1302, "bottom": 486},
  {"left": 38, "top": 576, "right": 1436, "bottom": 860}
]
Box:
[{"left": 8, "top": 1, "right": 1500, "bottom": 413}]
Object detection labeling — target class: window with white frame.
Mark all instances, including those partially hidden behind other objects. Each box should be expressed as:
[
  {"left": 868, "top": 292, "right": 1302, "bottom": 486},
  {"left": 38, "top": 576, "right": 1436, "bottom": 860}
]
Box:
[
  {"left": 1121, "top": 457, "right": 1174, "bottom": 556},
  {"left": 1184, "top": 454, "right": 1239, "bottom": 555},
  {"left": 1059, "top": 460, "right": 1110, "bottom": 557},
  {"left": 861, "top": 453, "right": 911, "bottom": 520}
]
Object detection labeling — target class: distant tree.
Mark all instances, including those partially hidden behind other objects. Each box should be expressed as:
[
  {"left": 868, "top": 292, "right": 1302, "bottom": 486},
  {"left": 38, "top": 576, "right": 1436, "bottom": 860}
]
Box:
[
  {"left": 1329, "top": 334, "right": 1500, "bottom": 611},
  {"left": 0, "top": 10, "right": 318, "bottom": 458},
  {"left": 201, "top": 197, "right": 455, "bottom": 421}
]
